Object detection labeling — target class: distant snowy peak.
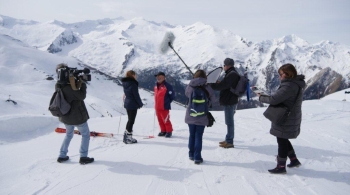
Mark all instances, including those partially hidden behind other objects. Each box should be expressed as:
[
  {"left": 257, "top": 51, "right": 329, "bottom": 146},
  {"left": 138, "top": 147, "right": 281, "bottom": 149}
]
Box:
[
  {"left": 47, "top": 29, "right": 78, "bottom": 53},
  {"left": 0, "top": 15, "right": 38, "bottom": 27}
]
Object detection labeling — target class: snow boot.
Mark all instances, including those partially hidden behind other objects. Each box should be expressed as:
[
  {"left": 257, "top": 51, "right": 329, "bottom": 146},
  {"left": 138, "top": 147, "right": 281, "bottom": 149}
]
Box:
[
  {"left": 123, "top": 131, "right": 137, "bottom": 144},
  {"left": 165, "top": 132, "right": 172, "bottom": 138},
  {"left": 79, "top": 157, "right": 94, "bottom": 165},
  {"left": 57, "top": 156, "right": 69, "bottom": 163},
  {"left": 158, "top": 132, "right": 166, "bottom": 136},
  {"left": 287, "top": 150, "right": 301, "bottom": 168},
  {"left": 268, "top": 156, "right": 287, "bottom": 174}
]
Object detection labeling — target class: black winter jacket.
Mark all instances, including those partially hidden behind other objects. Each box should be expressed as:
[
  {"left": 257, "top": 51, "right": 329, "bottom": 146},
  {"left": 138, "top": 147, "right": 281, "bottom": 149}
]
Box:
[
  {"left": 210, "top": 67, "right": 240, "bottom": 105},
  {"left": 122, "top": 77, "right": 143, "bottom": 110},
  {"left": 56, "top": 82, "right": 90, "bottom": 125},
  {"left": 259, "top": 75, "right": 306, "bottom": 139}
]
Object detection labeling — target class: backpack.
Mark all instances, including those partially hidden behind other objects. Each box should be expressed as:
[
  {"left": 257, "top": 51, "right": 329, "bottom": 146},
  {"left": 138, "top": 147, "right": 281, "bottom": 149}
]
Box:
[
  {"left": 230, "top": 71, "right": 249, "bottom": 97},
  {"left": 48, "top": 88, "right": 71, "bottom": 117},
  {"left": 189, "top": 86, "right": 216, "bottom": 127}
]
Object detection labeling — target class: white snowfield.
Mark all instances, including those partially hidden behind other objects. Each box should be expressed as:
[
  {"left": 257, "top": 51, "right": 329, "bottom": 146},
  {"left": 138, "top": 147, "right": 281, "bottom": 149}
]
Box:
[{"left": 0, "top": 89, "right": 349, "bottom": 195}]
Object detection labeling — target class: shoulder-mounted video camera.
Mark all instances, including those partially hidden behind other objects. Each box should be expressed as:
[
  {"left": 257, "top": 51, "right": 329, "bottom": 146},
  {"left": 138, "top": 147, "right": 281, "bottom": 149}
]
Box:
[{"left": 57, "top": 66, "right": 91, "bottom": 84}]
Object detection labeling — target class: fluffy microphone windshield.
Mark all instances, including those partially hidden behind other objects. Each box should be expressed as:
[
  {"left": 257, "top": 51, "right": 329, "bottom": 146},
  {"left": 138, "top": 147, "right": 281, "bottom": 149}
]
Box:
[{"left": 159, "top": 31, "right": 175, "bottom": 54}]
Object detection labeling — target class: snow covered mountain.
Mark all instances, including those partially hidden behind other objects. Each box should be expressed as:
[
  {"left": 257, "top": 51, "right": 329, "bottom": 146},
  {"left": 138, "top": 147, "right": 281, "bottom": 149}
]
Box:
[{"left": 1, "top": 15, "right": 350, "bottom": 107}]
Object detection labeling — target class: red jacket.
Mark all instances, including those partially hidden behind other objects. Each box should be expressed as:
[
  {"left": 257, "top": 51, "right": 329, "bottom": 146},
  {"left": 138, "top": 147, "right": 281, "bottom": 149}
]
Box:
[{"left": 154, "top": 81, "right": 175, "bottom": 110}]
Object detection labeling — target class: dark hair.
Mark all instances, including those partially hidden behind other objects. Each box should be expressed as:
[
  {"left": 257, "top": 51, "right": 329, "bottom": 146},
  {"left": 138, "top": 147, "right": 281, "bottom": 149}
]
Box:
[
  {"left": 278, "top": 63, "right": 297, "bottom": 78},
  {"left": 194, "top": 70, "right": 207, "bottom": 79},
  {"left": 125, "top": 70, "right": 136, "bottom": 78}
]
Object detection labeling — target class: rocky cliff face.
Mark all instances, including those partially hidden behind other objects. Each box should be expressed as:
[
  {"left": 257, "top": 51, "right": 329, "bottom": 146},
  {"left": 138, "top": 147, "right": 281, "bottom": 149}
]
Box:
[{"left": 47, "top": 30, "right": 77, "bottom": 53}]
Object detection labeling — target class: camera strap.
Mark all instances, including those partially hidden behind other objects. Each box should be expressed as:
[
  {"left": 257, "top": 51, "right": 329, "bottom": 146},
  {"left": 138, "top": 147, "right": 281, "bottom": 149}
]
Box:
[{"left": 69, "top": 76, "right": 78, "bottom": 90}]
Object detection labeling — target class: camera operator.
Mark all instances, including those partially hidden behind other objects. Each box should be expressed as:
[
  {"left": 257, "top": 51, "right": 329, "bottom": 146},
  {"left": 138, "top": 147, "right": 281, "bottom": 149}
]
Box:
[{"left": 56, "top": 63, "right": 94, "bottom": 165}]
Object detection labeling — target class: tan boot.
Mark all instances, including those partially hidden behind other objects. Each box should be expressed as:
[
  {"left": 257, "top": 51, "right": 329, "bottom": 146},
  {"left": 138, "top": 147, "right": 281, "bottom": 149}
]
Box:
[
  {"left": 219, "top": 141, "right": 226, "bottom": 145},
  {"left": 220, "top": 143, "right": 234, "bottom": 148}
]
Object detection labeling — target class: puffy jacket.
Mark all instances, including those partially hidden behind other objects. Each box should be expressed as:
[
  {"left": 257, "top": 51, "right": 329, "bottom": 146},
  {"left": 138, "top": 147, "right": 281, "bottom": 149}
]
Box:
[
  {"left": 210, "top": 67, "right": 240, "bottom": 105},
  {"left": 154, "top": 81, "right": 175, "bottom": 110},
  {"left": 259, "top": 75, "right": 306, "bottom": 139},
  {"left": 122, "top": 77, "right": 143, "bottom": 110},
  {"left": 56, "top": 82, "right": 89, "bottom": 125},
  {"left": 184, "top": 78, "right": 216, "bottom": 126}
]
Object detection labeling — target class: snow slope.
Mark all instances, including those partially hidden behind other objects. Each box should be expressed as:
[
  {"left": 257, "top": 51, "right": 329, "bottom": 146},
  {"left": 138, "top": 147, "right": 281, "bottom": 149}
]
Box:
[{"left": 0, "top": 89, "right": 349, "bottom": 194}]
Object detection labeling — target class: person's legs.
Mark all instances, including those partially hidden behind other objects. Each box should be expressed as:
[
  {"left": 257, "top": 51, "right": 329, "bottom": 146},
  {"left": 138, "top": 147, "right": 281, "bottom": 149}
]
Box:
[
  {"left": 156, "top": 110, "right": 166, "bottom": 132},
  {"left": 126, "top": 109, "right": 138, "bottom": 133},
  {"left": 277, "top": 137, "right": 289, "bottom": 158},
  {"left": 188, "top": 124, "right": 195, "bottom": 159},
  {"left": 59, "top": 124, "right": 74, "bottom": 158},
  {"left": 224, "top": 105, "right": 236, "bottom": 144},
  {"left": 162, "top": 110, "right": 173, "bottom": 133},
  {"left": 76, "top": 122, "right": 90, "bottom": 157},
  {"left": 194, "top": 125, "right": 205, "bottom": 161}
]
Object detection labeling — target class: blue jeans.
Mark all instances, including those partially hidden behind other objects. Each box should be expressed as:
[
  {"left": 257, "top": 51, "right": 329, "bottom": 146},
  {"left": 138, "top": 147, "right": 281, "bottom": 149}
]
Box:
[
  {"left": 59, "top": 122, "right": 90, "bottom": 158},
  {"left": 224, "top": 104, "right": 236, "bottom": 144},
  {"left": 188, "top": 124, "right": 205, "bottom": 161}
]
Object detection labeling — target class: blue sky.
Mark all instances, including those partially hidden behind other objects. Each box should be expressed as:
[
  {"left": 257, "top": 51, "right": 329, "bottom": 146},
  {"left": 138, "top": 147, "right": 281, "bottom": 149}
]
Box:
[{"left": 0, "top": 0, "right": 349, "bottom": 45}]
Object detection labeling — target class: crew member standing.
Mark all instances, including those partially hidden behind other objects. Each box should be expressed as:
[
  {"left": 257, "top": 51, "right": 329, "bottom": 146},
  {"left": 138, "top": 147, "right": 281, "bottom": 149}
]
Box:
[{"left": 154, "top": 72, "right": 175, "bottom": 138}]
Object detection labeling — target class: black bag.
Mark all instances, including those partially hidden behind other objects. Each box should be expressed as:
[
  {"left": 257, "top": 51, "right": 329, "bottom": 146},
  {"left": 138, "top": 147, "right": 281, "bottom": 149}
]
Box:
[
  {"left": 48, "top": 88, "right": 71, "bottom": 117},
  {"left": 206, "top": 111, "right": 215, "bottom": 127},
  {"left": 263, "top": 104, "right": 290, "bottom": 125},
  {"left": 263, "top": 87, "right": 301, "bottom": 125}
]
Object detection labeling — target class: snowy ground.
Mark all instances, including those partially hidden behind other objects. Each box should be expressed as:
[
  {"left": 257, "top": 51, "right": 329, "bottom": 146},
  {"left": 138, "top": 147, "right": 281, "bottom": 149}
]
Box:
[{"left": 1, "top": 89, "right": 349, "bottom": 195}]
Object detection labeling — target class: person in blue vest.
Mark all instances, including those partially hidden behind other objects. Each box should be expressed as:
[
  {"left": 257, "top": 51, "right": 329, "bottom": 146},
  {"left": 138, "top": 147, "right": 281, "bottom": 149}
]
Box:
[{"left": 122, "top": 70, "right": 143, "bottom": 144}]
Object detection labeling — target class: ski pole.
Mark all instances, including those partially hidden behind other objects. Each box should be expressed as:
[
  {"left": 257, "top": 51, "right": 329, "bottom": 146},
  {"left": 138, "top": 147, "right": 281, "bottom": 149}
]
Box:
[{"left": 117, "top": 95, "right": 125, "bottom": 135}]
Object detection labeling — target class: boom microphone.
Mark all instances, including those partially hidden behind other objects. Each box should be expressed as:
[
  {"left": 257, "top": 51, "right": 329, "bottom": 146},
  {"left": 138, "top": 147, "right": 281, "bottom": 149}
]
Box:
[
  {"left": 159, "top": 31, "right": 194, "bottom": 76},
  {"left": 160, "top": 31, "right": 175, "bottom": 54}
]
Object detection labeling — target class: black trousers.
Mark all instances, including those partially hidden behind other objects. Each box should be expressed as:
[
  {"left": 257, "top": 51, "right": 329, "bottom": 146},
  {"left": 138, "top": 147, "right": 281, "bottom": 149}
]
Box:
[
  {"left": 126, "top": 109, "right": 138, "bottom": 133},
  {"left": 277, "top": 137, "right": 295, "bottom": 158}
]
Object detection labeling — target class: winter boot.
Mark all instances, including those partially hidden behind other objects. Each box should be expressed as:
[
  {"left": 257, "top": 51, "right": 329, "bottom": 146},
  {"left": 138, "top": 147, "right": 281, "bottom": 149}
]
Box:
[
  {"left": 123, "top": 130, "right": 137, "bottom": 144},
  {"left": 165, "top": 132, "right": 172, "bottom": 138},
  {"left": 79, "top": 157, "right": 94, "bottom": 165},
  {"left": 158, "top": 132, "right": 166, "bottom": 136},
  {"left": 220, "top": 142, "right": 234, "bottom": 148},
  {"left": 287, "top": 150, "right": 301, "bottom": 168},
  {"left": 268, "top": 156, "right": 287, "bottom": 174},
  {"left": 219, "top": 141, "right": 226, "bottom": 145},
  {"left": 57, "top": 156, "right": 69, "bottom": 163}
]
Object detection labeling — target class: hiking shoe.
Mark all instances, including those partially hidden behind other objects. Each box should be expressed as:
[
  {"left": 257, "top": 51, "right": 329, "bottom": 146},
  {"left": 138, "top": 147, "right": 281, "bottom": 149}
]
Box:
[
  {"left": 79, "top": 157, "right": 94, "bottom": 165},
  {"left": 219, "top": 141, "right": 226, "bottom": 145},
  {"left": 158, "top": 132, "right": 166, "bottom": 136},
  {"left": 220, "top": 143, "right": 234, "bottom": 148},
  {"left": 165, "top": 132, "right": 172, "bottom": 138},
  {"left": 57, "top": 156, "right": 69, "bottom": 163},
  {"left": 123, "top": 131, "right": 137, "bottom": 144},
  {"left": 194, "top": 159, "right": 203, "bottom": 165}
]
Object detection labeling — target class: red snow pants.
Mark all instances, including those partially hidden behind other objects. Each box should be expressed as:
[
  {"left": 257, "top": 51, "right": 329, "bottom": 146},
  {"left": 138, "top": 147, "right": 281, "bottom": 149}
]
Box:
[{"left": 156, "top": 109, "right": 173, "bottom": 133}]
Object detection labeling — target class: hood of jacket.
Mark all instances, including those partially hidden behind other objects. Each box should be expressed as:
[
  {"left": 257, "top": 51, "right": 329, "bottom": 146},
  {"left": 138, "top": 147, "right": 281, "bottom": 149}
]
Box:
[
  {"left": 189, "top": 78, "right": 207, "bottom": 87},
  {"left": 281, "top": 75, "right": 306, "bottom": 89},
  {"left": 122, "top": 77, "right": 138, "bottom": 88}
]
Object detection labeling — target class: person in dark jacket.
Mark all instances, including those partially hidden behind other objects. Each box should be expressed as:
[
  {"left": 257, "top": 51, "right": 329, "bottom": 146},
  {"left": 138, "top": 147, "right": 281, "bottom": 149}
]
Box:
[
  {"left": 121, "top": 70, "right": 143, "bottom": 144},
  {"left": 257, "top": 63, "right": 306, "bottom": 174},
  {"left": 154, "top": 72, "right": 175, "bottom": 138},
  {"left": 56, "top": 63, "right": 94, "bottom": 165},
  {"left": 185, "top": 70, "right": 216, "bottom": 164},
  {"left": 209, "top": 58, "right": 240, "bottom": 148}
]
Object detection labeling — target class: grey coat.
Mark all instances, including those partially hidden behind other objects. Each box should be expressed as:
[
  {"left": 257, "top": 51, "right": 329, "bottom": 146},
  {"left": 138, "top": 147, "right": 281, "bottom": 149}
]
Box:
[
  {"left": 185, "top": 78, "right": 216, "bottom": 126},
  {"left": 259, "top": 75, "right": 306, "bottom": 139}
]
